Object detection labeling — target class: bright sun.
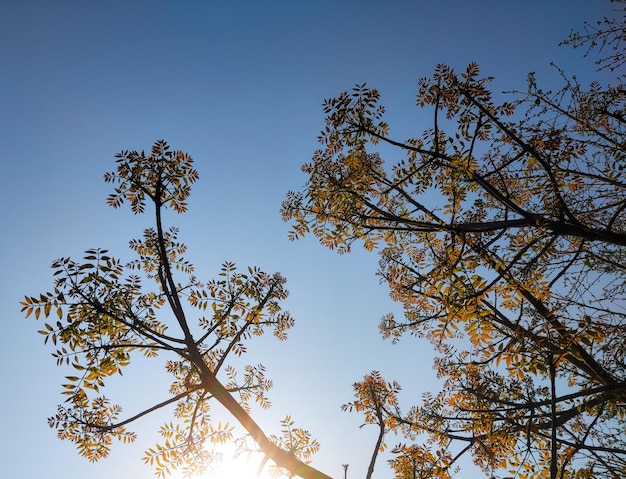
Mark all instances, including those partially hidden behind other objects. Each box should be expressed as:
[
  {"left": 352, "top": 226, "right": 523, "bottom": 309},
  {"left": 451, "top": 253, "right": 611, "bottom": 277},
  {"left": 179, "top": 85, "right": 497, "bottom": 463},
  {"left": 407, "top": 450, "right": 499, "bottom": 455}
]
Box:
[
  {"left": 164, "top": 445, "right": 270, "bottom": 479},
  {"left": 210, "top": 449, "right": 265, "bottom": 479}
]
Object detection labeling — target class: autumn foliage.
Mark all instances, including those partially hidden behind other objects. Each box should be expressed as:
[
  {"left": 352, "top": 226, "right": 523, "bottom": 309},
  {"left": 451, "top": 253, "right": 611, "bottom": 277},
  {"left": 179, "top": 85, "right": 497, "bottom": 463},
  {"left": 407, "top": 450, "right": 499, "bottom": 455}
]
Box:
[
  {"left": 22, "top": 4, "right": 626, "bottom": 479},
  {"left": 282, "top": 5, "right": 626, "bottom": 478},
  {"left": 22, "top": 141, "right": 330, "bottom": 479}
]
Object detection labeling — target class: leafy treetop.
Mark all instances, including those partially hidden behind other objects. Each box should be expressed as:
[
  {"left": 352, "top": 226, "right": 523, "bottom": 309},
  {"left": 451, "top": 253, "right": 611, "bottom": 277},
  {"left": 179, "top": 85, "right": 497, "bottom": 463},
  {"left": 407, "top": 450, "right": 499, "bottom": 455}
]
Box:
[
  {"left": 282, "top": 4, "right": 626, "bottom": 478},
  {"left": 23, "top": 140, "right": 331, "bottom": 479}
]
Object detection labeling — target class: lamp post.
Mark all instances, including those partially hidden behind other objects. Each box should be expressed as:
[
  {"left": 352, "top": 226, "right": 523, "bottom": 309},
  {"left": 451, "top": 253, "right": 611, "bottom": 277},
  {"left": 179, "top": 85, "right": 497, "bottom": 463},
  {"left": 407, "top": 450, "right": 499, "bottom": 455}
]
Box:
[{"left": 342, "top": 464, "right": 349, "bottom": 479}]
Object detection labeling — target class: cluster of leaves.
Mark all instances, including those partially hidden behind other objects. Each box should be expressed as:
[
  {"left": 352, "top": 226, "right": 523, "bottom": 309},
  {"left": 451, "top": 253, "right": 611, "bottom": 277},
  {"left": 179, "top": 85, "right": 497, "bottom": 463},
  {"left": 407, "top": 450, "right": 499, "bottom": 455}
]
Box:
[
  {"left": 227, "top": 415, "right": 321, "bottom": 479},
  {"left": 265, "top": 416, "right": 322, "bottom": 478},
  {"left": 22, "top": 140, "right": 330, "bottom": 478},
  {"left": 282, "top": 5, "right": 626, "bottom": 478},
  {"left": 341, "top": 372, "right": 401, "bottom": 479}
]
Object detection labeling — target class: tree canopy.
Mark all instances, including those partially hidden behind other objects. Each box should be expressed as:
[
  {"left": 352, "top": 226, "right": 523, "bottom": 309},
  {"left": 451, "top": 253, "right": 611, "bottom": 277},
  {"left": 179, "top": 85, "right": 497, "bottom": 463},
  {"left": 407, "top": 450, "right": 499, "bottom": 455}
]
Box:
[
  {"left": 22, "top": 141, "right": 330, "bottom": 479},
  {"left": 282, "top": 3, "right": 626, "bottom": 478},
  {"left": 22, "top": 3, "right": 626, "bottom": 479}
]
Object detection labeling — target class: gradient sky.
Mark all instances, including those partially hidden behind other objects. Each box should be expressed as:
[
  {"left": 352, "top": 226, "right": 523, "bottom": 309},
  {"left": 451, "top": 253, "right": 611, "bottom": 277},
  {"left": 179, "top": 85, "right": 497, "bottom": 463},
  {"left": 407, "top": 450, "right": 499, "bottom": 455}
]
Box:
[{"left": 0, "top": 1, "right": 616, "bottom": 478}]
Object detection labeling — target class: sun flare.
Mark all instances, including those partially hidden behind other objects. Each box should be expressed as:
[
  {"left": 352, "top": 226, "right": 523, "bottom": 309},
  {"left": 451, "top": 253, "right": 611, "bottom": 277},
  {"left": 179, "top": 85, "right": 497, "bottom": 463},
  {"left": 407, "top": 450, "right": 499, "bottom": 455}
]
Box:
[
  {"left": 210, "top": 449, "right": 265, "bottom": 479},
  {"left": 165, "top": 447, "right": 268, "bottom": 479}
]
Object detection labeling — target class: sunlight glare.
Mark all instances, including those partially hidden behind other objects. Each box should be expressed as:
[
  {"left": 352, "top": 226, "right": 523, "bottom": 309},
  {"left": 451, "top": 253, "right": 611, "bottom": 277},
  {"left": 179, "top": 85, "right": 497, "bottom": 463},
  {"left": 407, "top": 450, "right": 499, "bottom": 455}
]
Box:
[
  {"left": 210, "top": 447, "right": 265, "bottom": 479},
  {"left": 164, "top": 443, "right": 271, "bottom": 479}
]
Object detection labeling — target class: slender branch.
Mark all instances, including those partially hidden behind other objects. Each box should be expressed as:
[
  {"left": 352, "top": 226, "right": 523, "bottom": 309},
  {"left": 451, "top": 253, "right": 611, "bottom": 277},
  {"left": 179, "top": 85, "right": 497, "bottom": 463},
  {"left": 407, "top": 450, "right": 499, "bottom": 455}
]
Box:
[
  {"left": 365, "top": 410, "right": 385, "bottom": 479},
  {"left": 78, "top": 387, "right": 202, "bottom": 431}
]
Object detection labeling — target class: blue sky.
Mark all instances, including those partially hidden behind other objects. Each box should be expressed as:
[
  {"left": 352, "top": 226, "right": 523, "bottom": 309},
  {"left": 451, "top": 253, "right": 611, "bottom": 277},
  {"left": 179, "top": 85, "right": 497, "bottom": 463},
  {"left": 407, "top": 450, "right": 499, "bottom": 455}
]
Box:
[{"left": 0, "top": 1, "right": 616, "bottom": 478}]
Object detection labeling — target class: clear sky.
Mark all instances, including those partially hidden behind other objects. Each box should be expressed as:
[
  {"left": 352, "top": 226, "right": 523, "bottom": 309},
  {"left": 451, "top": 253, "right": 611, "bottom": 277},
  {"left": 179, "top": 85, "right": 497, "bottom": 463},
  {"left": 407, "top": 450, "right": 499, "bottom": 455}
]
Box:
[{"left": 0, "top": 1, "right": 616, "bottom": 478}]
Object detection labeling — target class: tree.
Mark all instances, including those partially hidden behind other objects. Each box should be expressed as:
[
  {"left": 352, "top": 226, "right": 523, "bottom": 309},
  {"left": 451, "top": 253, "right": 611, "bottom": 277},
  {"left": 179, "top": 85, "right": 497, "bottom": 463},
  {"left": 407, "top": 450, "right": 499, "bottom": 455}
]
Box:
[
  {"left": 282, "top": 2, "right": 626, "bottom": 478},
  {"left": 341, "top": 371, "right": 401, "bottom": 479},
  {"left": 22, "top": 140, "right": 331, "bottom": 479}
]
